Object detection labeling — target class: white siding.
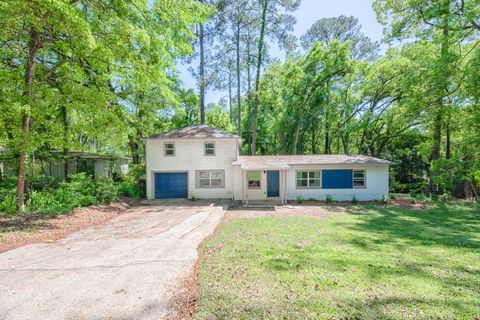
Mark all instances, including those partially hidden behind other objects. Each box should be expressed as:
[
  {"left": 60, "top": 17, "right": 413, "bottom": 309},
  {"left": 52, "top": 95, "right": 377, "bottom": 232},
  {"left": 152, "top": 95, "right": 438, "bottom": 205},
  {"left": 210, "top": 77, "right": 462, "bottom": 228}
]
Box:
[
  {"left": 146, "top": 139, "right": 238, "bottom": 199},
  {"left": 285, "top": 164, "right": 389, "bottom": 201}
]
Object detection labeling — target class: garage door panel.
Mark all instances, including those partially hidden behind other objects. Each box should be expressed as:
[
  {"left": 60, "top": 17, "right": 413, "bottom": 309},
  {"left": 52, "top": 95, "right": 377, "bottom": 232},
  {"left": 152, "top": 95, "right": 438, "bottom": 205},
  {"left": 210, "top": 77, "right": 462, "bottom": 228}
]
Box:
[{"left": 154, "top": 172, "right": 188, "bottom": 199}]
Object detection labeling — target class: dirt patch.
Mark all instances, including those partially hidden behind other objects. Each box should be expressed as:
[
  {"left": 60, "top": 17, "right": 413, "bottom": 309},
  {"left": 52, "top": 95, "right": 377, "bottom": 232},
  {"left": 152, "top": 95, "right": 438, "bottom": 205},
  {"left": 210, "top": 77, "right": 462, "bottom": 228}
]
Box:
[
  {"left": 167, "top": 260, "right": 199, "bottom": 320},
  {"left": 389, "top": 198, "right": 428, "bottom": 210},
  {"left": 0, "top": 199, "right": 136, "bottom": 253}
]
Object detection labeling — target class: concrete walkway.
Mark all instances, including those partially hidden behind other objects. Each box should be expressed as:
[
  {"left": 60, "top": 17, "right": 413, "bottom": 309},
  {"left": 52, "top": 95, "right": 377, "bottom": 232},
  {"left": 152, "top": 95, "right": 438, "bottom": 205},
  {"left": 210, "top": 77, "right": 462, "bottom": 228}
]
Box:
[{"left": 0, "top": 201, "right": 225, "bottom": 320}]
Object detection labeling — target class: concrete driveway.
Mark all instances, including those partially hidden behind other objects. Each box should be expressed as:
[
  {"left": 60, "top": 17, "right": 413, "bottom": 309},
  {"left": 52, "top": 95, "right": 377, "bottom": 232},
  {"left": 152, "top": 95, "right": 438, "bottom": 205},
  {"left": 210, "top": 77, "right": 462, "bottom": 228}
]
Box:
[{"left": 0, "top": 201, "right": 225, "bottom": 320}]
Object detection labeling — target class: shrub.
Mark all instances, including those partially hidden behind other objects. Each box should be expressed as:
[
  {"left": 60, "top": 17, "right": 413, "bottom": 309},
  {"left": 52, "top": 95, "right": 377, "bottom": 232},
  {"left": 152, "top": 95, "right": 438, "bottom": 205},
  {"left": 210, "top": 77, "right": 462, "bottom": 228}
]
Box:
[
  {"left": 326, "top": 194, "right": 335, "bottom": 204},
  {"left": 296, "top": 195, "right": 304, "bottom": 204},
  {"left": 0, "top": 187, "right": 17, "bottom": 215},
  {"left": 382, "top": 195, "right": 389, "bottom": 204},
  {"left": 389, "top": 193, "right": 397, "bottom": 200},
  {"left": 95, "top": 176, "right": 119, "bottom": 204},
  {"left": 118, "top": 176, "right": 142, "bottom": 198},
  {"left": 439, "top": 191, "right": 452, "bottom": 202},
  {"left": 308, "top": 197, "right": 316, "bottom": 201},
  {"left": 351, "top": 195, "right": 358, "bottom": 204}
]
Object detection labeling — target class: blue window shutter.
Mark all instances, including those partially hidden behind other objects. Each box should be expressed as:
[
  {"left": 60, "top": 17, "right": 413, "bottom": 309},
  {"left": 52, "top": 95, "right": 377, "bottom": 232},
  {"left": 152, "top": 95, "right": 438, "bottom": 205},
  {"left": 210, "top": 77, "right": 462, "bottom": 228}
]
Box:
[{"left": 322, "top": 170, "right": 353, "bottom": 189}]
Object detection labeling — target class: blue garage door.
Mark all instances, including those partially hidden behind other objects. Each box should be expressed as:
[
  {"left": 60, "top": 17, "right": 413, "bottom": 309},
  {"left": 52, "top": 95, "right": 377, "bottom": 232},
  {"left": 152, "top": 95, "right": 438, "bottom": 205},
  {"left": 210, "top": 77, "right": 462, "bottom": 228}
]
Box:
[
  {"left": 154, "top": 172, "right": 188, "bottom": 199},
  {"left": 322, "top": 169, "right": 353, "bottom": 189}
]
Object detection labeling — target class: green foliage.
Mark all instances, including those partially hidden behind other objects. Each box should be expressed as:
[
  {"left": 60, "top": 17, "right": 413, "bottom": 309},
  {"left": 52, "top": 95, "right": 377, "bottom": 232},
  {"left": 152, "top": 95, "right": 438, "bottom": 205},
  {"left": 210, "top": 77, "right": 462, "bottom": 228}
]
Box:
[
  {"left": 351, "top": 195, "right": 358, "bottom": 204},
  {"left": 117, "top": 163, "right": 146, "bottom": 198},
  {"left": 95, "top": 177, "right": 119, "bottom": 204},
  {"left": 198, "top": 203, "right": 480, "bottom": 318},
  {"left": 326, "top": 194, "right": 335, "bottom": 204},
  {"left": 0, "top": 173, "right": 123, "bottom": 216},
  {"left": 296, "top": 195, "right": 304, "bottom": 204},
  {"left": 307, "top": 197, "right": 316, "bottom": 201},
  {"left": 0, "top": 187, "right": 17, "bottom": 215}
]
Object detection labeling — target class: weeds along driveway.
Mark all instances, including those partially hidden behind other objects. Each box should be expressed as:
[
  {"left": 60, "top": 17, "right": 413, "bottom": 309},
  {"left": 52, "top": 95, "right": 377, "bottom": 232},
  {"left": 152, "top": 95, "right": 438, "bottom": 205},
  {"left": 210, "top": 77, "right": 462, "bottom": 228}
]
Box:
[{"left": 0, "top": 200, "right": 225, "bottom": 320}]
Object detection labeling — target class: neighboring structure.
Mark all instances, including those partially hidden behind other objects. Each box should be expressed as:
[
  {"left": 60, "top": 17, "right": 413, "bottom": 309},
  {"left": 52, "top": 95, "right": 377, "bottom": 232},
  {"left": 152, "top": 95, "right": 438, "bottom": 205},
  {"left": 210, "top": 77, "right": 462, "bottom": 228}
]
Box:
[
  {"left": 0, "top": 151, "right": 129, "bottom": 179},
  {"left": 145, "top": 125, "right": 391, "bottom": 202},
  {"left": 40, "top": 152, "right": 130, "bottom": 179}
]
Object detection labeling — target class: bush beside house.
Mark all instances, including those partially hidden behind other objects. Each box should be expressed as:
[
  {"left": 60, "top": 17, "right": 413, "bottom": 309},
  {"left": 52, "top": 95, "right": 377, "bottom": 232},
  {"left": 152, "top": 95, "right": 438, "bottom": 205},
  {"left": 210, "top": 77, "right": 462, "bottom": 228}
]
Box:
[{"left": 0, "top": 164, "right": 144, "bottom": 216}]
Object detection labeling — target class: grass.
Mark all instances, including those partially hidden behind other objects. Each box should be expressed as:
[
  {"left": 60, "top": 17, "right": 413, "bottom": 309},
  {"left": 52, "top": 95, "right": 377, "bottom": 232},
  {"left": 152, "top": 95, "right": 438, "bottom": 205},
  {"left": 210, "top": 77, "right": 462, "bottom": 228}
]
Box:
[{"left": 197, "top": 202, "right": 480, "bottom": 319}]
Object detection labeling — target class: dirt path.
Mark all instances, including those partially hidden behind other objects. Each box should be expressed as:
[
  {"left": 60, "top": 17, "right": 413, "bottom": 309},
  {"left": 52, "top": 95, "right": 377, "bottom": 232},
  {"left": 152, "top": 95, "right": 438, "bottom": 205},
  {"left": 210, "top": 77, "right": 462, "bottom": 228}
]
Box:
[{"left": 0, "top": 200, "right": 225, "bottom": 320}]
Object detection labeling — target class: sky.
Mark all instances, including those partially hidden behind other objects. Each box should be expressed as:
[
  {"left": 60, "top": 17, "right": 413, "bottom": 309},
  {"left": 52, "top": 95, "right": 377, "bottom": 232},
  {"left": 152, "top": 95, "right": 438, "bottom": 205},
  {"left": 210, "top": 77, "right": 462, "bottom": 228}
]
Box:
[{"left": 178, "top": 0, "right": 385, "bottom": 104}]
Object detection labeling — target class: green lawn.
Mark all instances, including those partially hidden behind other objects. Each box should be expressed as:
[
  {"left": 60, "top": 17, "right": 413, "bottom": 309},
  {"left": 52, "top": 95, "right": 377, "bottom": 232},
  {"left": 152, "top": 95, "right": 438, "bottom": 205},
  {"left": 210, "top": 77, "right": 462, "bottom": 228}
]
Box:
[{"left": 197, "top": 203, "right": 480, "bottom": 319}]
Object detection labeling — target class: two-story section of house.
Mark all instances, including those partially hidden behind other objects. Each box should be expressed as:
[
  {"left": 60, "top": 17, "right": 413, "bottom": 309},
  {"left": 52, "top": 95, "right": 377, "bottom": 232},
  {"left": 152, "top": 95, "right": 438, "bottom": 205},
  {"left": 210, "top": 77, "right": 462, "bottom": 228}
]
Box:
[
  {"left": 145, "top": 125, "right": 239, "bottom": 200},
  {"left": 145, "top": 125, "right": 391, "bottom": 202}
]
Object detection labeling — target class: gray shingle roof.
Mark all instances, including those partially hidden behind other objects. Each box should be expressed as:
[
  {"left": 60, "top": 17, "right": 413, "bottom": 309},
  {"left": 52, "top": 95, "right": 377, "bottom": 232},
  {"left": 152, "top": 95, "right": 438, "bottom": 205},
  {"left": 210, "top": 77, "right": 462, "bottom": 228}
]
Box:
[
  {"left": 233, "top": 154, "right": 391, "bottom": 169},
  {"left": 147, "top": 125, "right": 239, "bottom": 140}
]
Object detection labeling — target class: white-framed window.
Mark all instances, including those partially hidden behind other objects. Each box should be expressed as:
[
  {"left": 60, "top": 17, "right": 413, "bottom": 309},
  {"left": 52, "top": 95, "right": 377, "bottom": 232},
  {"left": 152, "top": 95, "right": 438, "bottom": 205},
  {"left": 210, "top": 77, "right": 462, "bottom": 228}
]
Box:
[
  {"left": 204, "top": 142, "right": 215, "bottom": 156},
  {"left": 196, "top": 170, "right": 225, "bottom": 188},
  {"left": 296, "top": 171, "right": 321, "bottom": 188},
  {"left": 247, "top": 171, "right": 261, "bottom": 189},
  {"left": 353, "top": 170, "right": 366, "bottom": 188},
  {"left": 164, "top": 142, "right": 175, "bottom": 156}
]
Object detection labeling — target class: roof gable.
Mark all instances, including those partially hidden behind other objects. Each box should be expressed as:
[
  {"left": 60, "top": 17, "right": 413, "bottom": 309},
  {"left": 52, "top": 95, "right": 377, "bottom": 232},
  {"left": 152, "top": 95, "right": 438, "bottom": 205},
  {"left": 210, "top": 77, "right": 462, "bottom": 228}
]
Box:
[{"left": 147, "top": 125, "right": 239, "bottom": 140}]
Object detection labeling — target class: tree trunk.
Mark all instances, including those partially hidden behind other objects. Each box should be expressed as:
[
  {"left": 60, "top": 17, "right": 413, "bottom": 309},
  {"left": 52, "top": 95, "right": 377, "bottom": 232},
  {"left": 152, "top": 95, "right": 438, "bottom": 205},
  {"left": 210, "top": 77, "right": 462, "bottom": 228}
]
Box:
[
  {"left": 324, "top": 108, "right": 330, "bottom": 154},
  {"left": 199, "top": 19, "right": 206, "bottom": 124},
  {"left": 428, "top": 16, "right": 450, "bottom": 192},
  {"left": 246, "top": 42, "right": 252, "bottom": 154},
  {"left": 16, "top": 28, "right": 40, "bottom": 211},
  {"left": 61, "top": 105, "right": 69, "bottom": 180},
  {"left": 445, "top": 113, "right": 451, "bottom": 159},
  {"left": 128, "top": 137, "right": 140, "bottom": 164},
  {"left": 228, "top": 60, "right": 233, "bottom": 124},
  {"left": 236, "top": 21, "right": 242, "bottom": 151},
  {"left": 251, "top": 0, "right": 268, "bottom": 155}
]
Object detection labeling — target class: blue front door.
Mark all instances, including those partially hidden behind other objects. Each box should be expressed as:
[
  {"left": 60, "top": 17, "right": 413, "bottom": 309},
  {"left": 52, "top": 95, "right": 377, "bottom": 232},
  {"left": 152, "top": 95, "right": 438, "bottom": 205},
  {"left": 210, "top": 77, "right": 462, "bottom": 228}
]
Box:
[
  {"left": 267, "top": 171, "right": 280, "bottom": 197},
  {"left": 154, "top": 172, "right": 188, "bottom": 199}
]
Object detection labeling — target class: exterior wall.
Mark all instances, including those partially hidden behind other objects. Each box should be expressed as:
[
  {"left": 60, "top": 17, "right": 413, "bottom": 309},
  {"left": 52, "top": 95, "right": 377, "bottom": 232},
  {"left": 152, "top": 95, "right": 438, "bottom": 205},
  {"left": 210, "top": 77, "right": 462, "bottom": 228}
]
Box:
[
  {"left": 232, "top": 168, "right": 287, "bottom": 201},
  {"left": 285, "top": 164, "right": 389, "bottom": 201},
  {"left": 146, "top": 138, "right": 238, "bottom": 199},
  {"left": 94, "top": 160, "right": 110, "bottom": 178}
]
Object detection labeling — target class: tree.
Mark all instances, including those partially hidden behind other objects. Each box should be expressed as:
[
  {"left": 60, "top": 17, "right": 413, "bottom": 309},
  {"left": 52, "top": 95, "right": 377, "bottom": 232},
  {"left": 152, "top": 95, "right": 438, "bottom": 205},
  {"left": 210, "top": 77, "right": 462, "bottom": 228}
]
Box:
[
  {"left": 0, "top": 0, "right": 209, "bottom": 210},
  {"left": 374, "top": 0, "right": 479, "bottom": 191},
  {"left": 301, "top": 15, "right": 380, "bottom": 60}
]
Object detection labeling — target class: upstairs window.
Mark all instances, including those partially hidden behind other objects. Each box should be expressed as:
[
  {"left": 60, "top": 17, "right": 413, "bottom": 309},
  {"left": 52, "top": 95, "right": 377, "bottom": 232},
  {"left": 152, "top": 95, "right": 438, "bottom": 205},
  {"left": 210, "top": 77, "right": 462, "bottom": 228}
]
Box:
[
  {"left": 247, "top": 171, "right": 261, "bottom": 189},
  {"left": 164, "top": 142, "right": 175, "bottom": 156},
  {"left": 353, "top": 170, "right": 366, "bottom": 188},
  {"left": 204, "top": 142, "right": 215, "bottom": 156},
  {"left": 296, "top": 171, "right": 321, "bottom": 188}
]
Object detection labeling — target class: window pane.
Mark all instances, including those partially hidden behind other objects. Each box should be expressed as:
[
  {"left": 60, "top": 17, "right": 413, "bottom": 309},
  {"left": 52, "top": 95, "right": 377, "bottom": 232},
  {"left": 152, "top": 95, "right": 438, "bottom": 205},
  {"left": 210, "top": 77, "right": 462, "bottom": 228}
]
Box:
[
  {"left": 199, "top": 179, "right": 210, "bottom": 187},
  {"left": 296, "top": 179, "right": 308, "bottom": 187},
  {"left": 211, "top": 171, "right": 223, "bottom": 179},
  {"left": 199, "top": 171, "right": 210, "bottom": 179},
  {"left": 248, "top": 180, "right": 260, "bottom": 188},
  {"left": 211, "top": 179, "right": 223, "bottom": 187},
  {"left": 165, "top": 149, "right": 174, "bottom": 155},
  {"left": 247, "top": 171, "right": 260, "bottom": 180},
  {"left": 309, "top": 179, "right": 321, "bottom": 187},
  {"left": 297, "top": 171, "right": 308, "bottom": 179},
  {"left": 354, "top": 171, "right": 365, "bottom": 178},
  {"left": 310, "top": 171, "right": 320, "bottom": 179},
  {"left": 353, "top": 180, "right": 365, "bottom": 187},
  {"left": 205, "top": 148, "right": 214, "bottom": 155},
  {"left": 205, "top": 143, "right": 214, "bottom": 149}
]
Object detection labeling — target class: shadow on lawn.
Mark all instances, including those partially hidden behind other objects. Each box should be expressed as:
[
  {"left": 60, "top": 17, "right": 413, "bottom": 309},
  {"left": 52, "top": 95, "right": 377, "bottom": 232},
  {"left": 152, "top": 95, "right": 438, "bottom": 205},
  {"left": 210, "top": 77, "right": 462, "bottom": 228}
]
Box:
[{"left": 347, "top": 203, "right": 480, "bottom": 249}]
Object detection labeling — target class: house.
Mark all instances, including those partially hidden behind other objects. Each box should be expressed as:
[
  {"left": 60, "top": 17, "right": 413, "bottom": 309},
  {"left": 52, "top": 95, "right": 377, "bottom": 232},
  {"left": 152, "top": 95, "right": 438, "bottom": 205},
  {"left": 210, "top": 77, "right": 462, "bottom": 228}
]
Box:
[
  {"left": 145, "top": 125, "right": 391, "bottom": 202},
  {"left": 38, "top": 152, "right": 130, "bottom": 179}
]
